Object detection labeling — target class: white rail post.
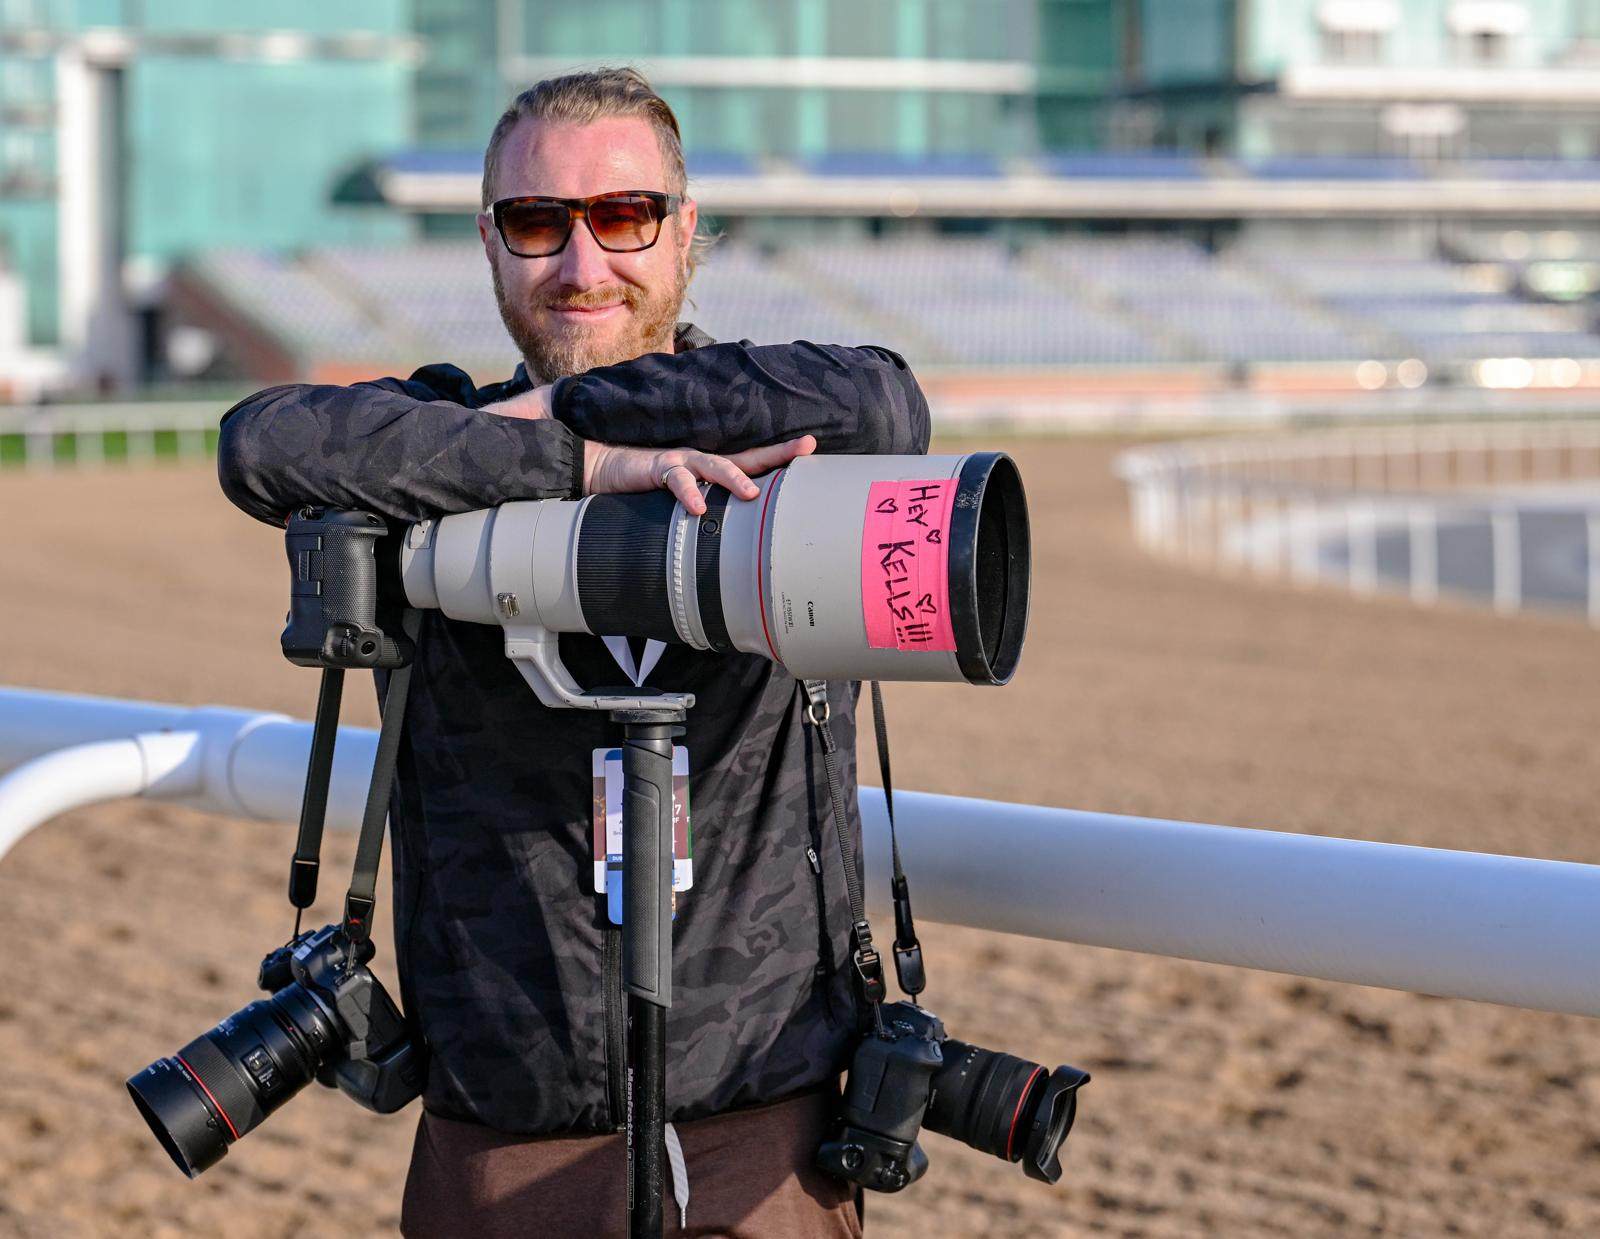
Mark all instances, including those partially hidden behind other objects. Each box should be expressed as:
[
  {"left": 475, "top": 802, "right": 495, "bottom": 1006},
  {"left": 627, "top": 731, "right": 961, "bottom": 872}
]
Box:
[
  {"left": 1291, "top": 496, "right": 1320, "bottom": 585},
  {"left": 1204, "top": 486, "right": 1221, "bottom": 568},
  {"left": 1588, "top": 511, "right": 1600, "bottom": 628},
  {"left": 1348, "top": 502, "right": 1378, "bottom": 595},
  {"left": 1408, "top": 503, "right": 1439, "bottom": 606},
  {"left": 23, "top": 412, "right": 52, "bottom": 471},
  {"left": 1219, "top": 485, "right": 1243, "bottom": 572},
  {"left": 178, "top": 422, "right": 208, "bottom": 461},
  {"left": 76, "top": 413, "right": 105, "bottom": 467},
  {"left": 1491, "top": 505, "right": 1522, "bottom": 616},
  {"left": 1204, "top": 482, "right": 1221, "bottom": 567},
  {"left": 1171, "top": 480, "right": 1191, "bottom": 560},
  {"left": 1182, "top": 481, "right": 1204, "bottom": 563},
  {"left": 1264, "top": 492, "right": 1288, "bottom": 578},
  {"left": 128, "top": 420, "right": 158, "bottom": 463},
  {"left": 1126, "top": 474, "right": 1149, "bottom": 549},
  {"left": 1248, "top": 490, "right": 1272, "bottom": 577}
]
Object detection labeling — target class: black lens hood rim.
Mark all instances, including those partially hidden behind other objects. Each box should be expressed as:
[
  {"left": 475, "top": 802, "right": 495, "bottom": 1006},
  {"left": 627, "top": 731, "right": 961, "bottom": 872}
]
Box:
[
  {"left": 947, "top": 451, "right": 1031, "bottom": 686},
  {"left": 126, "top": 1057, "right": 232, "bottom": 1179},
  {"left": 1020, "top": 1064, "right": 1090, "bottom": 1184}
]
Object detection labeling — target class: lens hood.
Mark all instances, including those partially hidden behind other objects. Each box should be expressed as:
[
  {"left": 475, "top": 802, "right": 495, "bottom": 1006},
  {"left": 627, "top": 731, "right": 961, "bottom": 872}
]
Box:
[{"left": 1020, "top": 1065, "right": 1091, "bottom": 1184}]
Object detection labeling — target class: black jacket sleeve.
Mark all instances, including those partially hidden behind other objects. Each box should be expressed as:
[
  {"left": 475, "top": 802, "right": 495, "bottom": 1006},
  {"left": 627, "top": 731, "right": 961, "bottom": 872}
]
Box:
[
  {"left": 216, "top": 365, "right": 585, "bottom": 527},
  {"left": 551, "top": 341, "right": 932, "bottom": 457}
]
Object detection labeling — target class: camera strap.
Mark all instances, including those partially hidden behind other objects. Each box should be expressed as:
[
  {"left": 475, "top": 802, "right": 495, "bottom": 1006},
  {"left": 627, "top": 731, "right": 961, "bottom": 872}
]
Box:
[
  {"left": 868, "top": 681, "right": 925, "bottom": 999},
  {"left": 283, "top": 605, "right": 421, "bottom": 948},
  {"left": 343, "top": 607, "right": 423, "bottom": 948},
  {"left": 287, "top": 665, "right": 348, "bottom": 921},
  {"left": 802, "top": 680, "right": 926, "bottom": 1015}
]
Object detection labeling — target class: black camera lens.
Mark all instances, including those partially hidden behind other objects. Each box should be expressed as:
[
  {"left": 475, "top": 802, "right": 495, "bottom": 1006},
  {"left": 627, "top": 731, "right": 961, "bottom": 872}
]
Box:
[
  {"left": 126, "top": 984, "right": 340, "bottom": 1177},
  {"left": 924, "top": 1040, "right": 1089, "bottom": 1183}
]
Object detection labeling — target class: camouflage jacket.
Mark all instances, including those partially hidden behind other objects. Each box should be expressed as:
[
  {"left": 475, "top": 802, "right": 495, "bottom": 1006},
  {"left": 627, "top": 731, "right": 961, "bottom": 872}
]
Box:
[{"left": 216, "top": 324, "right": 931, "bottom": 1134}]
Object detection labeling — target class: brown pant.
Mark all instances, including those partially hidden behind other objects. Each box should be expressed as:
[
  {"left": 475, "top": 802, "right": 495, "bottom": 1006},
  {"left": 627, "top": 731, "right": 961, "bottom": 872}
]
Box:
[{"left": 401, "top": 1090, "right": 864, "bottom": 1239}]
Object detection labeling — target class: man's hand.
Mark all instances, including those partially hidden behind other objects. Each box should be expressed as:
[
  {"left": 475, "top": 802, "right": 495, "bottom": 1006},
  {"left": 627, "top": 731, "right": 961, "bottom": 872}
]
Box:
[
  {"left": 481, "top": 385, "right": 555, "bottom": 420},
  {"left": 584, "top": 435, "right": 817, "bottom": 516}
]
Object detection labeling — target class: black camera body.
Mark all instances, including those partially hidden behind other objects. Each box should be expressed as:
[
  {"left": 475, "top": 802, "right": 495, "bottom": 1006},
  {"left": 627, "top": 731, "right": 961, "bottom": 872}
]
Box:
[
  {"left": 281, "top": 507, "right": 411, "bottom": 669},
  {"left": 128, "top": 507, "right": 428, "bottom": 1180},
  {"left": 127, "top": 925, "right": 422, "bottom": 1179},
  {"left": 818, "top": 1001, "right": 1089, "bottom": 1194},
  {"left": 261, "top": 924, "right": 422, "bottom": 1114},
  {"left": 818, "top": 1002, "right": 943, "bottom": 1191}
]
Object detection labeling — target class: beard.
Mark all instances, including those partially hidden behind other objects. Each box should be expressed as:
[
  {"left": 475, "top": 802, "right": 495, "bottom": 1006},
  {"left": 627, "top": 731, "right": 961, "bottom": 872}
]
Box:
[{"left": 492, "top": 254, "right": 687, "bottom": 384}]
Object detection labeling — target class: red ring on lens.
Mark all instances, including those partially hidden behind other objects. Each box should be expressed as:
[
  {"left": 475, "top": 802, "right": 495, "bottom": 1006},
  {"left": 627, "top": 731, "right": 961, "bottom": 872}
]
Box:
[
  {"left": 175, "top": 1053, "right": 240, "bottom": 1141},
  {"left": 755, "top": 474, "right": 783, "bottom": 661},
  {"left": 1004, "top": 1065, "right": 1044, "bottom": 1162}
]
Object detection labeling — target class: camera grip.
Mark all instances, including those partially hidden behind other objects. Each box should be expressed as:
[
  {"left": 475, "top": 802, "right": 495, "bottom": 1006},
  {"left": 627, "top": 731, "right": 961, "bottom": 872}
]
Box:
[{"left": 281, "top": 508, "right": 412, "bottom": 669}]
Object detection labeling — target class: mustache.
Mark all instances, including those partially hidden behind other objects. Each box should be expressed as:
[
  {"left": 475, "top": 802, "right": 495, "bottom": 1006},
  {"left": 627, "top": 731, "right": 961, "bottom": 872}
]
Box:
[{"left": 541, "top": 285, "right": 641, "bottom": 312}]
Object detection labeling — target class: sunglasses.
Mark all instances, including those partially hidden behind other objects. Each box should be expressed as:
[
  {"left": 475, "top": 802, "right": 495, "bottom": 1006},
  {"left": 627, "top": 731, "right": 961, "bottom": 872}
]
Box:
[{"left": 489, "top": 190, "right": 683, "bottom": 258}]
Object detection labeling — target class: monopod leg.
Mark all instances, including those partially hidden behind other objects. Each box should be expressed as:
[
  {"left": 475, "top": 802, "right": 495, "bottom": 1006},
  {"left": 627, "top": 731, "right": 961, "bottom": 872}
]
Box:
[{"left": 616, "top": 708, "right": 683, "bottom": 1239}]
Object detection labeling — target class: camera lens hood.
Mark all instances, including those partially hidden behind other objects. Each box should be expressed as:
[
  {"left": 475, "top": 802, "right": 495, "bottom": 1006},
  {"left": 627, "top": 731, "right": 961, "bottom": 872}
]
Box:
[{"left": 1019, "top": 1064, "right": 1091, "bottom": 1184}]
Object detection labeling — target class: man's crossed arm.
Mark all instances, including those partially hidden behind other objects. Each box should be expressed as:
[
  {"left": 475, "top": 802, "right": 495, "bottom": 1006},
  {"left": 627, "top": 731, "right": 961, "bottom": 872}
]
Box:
[{"left": 217, "top": 340, "right": 932, "bottom": 527}]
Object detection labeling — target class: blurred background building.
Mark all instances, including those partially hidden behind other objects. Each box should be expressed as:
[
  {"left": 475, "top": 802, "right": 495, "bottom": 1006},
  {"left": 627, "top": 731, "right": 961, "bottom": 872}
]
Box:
[{"left": 4, "top": 0, "right": 1600, "bottom": 404}]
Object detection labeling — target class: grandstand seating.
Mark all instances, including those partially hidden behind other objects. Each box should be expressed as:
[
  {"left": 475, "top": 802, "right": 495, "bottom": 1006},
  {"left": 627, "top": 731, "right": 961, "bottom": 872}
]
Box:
[
  {"left": 1034, "top": 238, "right": 1374, "bottom": 363},
  {"left": 793, "top": 238, "right": 1173, "bottom": 365},
  {"left": 311, "top": 245, "right": 516, "bottom": 373},
  {"left": 1242, "top": 156, "right": 1424, "bottom": 180},
  {"left": 685, "top": 242, "right": 885, "bottom": 347},
  {"left": 1258, "top": 254, "right": 1600, "bottom": 360},
  {"left": 802, "top": 152, "right": 1003, "bottom": 179},
  {"left": 187, "top": 251, "right": 398, "bottom": 362},
  {"left": 1453, "top": 159, "right": 1600, "bottom": 181},
  {"left": 1037, "top": 152, "right": 1206, "bottom": 180},
  {"left": 180, "top": 234, "right": 1600, "bottom": 377}
]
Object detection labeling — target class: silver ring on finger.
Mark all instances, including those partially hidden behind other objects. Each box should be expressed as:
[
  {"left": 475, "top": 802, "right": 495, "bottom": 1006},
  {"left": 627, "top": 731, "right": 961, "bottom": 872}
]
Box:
[{"left": 658, "top": 464, "right": 688, "bottom": 489}]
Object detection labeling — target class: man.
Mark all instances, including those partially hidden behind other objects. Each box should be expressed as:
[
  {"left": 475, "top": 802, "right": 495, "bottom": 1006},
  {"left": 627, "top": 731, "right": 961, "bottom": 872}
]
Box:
[{"left": 217, "top": 68, "right": 928, "bottom": 1236}]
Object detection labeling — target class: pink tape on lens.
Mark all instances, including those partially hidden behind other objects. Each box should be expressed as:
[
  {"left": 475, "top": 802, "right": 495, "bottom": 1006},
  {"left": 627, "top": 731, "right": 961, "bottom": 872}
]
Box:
[{"left": 860, "top": 479, "right": 958, "bottom": 652}]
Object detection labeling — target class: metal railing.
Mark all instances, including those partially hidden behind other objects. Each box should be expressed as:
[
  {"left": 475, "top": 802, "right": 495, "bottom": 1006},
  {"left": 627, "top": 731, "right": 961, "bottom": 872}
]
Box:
[
  {"left": 0, "top": 402, "right": 223, "bottom": 469},
  {"left": 1116, "top": 420, "right": 1600, "bottom": 624},
  {"left": 2, "top": 684, "right": 1598, "bottom": 1018}
]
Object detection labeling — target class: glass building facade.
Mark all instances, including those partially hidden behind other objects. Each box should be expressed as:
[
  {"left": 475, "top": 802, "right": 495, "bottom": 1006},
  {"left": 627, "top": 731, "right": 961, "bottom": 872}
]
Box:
[
  {"left": 0, "top": 1, "right": 411, "bottom": 348},
  {"left": 413, "top": 0, "right": 1117, "bottom": 163},
  {"left": 1110, "top": 0, "right": 1600, "bottom": 159}
]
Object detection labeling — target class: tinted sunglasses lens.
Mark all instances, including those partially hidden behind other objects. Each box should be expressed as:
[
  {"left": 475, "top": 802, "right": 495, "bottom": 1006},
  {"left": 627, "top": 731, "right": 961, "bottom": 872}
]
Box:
[
  {"left": 500, "top": 202, "right": 572, "bottom": 256},
  {"left": 589, "top": 195, "right": 662, "bottom": 252}
]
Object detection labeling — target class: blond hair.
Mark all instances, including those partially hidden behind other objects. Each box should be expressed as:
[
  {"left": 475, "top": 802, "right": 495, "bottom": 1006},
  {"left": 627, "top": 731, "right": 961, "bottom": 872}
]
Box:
[{"left": 482, "top": 67, "right": 712, "bottom": 276}]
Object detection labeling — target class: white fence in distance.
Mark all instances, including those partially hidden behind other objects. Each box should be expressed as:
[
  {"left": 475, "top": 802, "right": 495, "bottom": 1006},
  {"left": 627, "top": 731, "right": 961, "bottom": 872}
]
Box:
[
  {"left": 0, "top": 402, "right": 223, "bottom": 468},
  {"left": 1116, "top": 420, "right": 1600, "bottom": 624}
]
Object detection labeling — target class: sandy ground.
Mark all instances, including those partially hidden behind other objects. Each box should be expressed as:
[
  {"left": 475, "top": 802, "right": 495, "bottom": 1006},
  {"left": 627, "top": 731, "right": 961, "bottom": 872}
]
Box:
[{"left": 3, "top": 439, "right": 1600, "bottom": 1238}]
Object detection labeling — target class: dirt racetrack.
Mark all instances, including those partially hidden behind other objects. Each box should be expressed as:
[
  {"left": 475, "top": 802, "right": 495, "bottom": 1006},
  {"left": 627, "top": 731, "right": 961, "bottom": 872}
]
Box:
[{"left": 4, "top": 437, "right": 1600, "bottom": 1238}]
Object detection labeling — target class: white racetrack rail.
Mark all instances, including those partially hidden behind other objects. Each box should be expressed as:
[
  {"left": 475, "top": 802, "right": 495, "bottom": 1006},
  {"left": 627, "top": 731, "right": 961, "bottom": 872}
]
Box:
[{"left": 3, "top": 686, "right": 1598, "bottom": 1019}]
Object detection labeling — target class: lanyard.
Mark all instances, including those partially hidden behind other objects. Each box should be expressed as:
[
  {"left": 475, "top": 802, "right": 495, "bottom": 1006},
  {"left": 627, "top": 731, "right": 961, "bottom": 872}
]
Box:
[{"left": 803, "top": 680, "right": 925, "bottom": 1021}]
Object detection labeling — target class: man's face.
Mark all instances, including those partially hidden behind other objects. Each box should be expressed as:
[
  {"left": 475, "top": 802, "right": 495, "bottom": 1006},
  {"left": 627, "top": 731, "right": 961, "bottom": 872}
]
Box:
[{"left": 478, "top": 115, "right": 698, "bottom": 384}]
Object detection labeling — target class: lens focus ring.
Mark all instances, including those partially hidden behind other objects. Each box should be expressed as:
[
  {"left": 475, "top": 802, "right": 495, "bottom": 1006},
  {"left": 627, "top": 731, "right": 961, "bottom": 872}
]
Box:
[
  {"left": 923, "top": 1039, "right": 1046, "bottom": 1162},
  {"left": 176, "top": 1031, "right": 267, "bottom": 1140}
]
